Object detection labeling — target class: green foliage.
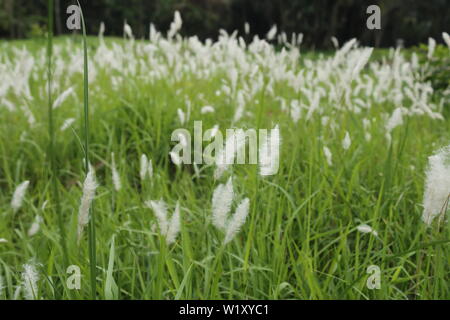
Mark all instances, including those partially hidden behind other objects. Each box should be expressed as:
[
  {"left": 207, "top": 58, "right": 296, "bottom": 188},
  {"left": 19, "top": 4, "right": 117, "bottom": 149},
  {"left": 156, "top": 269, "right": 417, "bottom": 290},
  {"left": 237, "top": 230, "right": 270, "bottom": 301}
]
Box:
[
  {"left": 416, "top": 43, "right": 450, "bottom": 97},
  {"left": 0, "top": 37, "right": 449, "bottom": 299},
  {"left": 27, "top": 23, "right": 45, "bottom": 39}
]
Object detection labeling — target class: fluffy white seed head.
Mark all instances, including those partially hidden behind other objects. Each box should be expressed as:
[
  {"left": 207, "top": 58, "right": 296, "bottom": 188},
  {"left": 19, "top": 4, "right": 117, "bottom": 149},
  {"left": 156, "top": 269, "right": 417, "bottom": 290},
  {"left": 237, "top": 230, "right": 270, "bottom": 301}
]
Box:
[
  {"left": 168, "top": 11, "right": 182, "bottom": 39},
  {"left": 60, "top": 117, "right": 75, "bottom": 131},
  {"left": 427, "top": 37, "right": 436, "bottom": 59},
  {"left": 386, "top": 107, "right": 404, "bottom": 133},
  {"left": 331, "top": 36, "right": 339, "bottom": 49},
  {"left": 11, "top": 180, "right": 30, "bottom": 212},
  {"left": 111, "top": 152, "right": 121, "bottom": 191},
  {"left": 146, "top": 200, "right": 169, "bottom": 235},
  {"left": 351, "top": 47, "right": 373, "bottom": 79},
  {"left": 77, "top": 167, "right": 98, "bottom": 243},
  {"left": 27, "top": 215, "right": 43, "bottom": 237},
  {"left": 422, "top": 147, "right": 450, "bottom": 225},
  {"left": 323, "top": 146, "right": 332, "bottom": 166},
  {"left": 342, "top": 131, "right": 351, "bottom": 150},
  {"left": 266, "top": 25, "right": 277, "bottom": 41},
  {"left": 244, "top": 22, "right": 250, "bottom": 35},
  {"left": 201, "top": 105, "right": 215, "bottom": 114},
  {"left": 224, "top": 198, "right": 250, "bottom": 244},
  {"left": 166, "top": 202, "right": 181, "bottom": 244},
  {"left": 52, "top": 87, "right": 74, "bottom": 109},
  {"left": 212, "top": 177, "right": 234, "bottom": 230},
  {"left": 99, "top": 22, "right": 105, "bottom": 38},
  {"left": 146, "top": 200, "right": 180, "bottom": 244},
  {"left": 124, "top": 21, "right": 133, "bottom": 39},
  {"left": 443, "top": 32, "right": 450, "bottom": 49},
  {"left": 140, "top": 154, "right": 148, "bottom": 181},
  {"left": 177, "top": 108, "right": 185, "bottom": 124},
  {"left": 356, "top": 224, "right": 378, "bottom": 237},
  {"left": 22, "top": 263, "right": 39, "bottom": 300}
]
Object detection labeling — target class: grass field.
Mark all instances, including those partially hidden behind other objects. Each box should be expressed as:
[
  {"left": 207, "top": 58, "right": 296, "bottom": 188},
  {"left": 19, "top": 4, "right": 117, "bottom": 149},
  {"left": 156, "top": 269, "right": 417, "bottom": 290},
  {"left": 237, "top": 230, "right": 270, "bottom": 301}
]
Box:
[{"left": 0, "top": 25, "right": 449, "bottom": 300}]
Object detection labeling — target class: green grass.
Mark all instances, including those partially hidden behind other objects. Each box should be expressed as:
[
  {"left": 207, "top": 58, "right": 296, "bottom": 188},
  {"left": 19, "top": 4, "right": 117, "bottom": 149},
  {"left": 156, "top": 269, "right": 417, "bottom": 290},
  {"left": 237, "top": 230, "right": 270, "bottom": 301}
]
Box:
[{"left": 0, "top": 34, "right": 449, "bottom": 300}]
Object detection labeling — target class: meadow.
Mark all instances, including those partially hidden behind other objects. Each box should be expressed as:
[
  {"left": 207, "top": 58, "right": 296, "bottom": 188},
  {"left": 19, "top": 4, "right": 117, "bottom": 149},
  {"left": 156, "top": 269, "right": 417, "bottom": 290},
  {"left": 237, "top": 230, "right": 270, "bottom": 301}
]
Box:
[{"left": 0, "top": 15, "right": 449, "bottom": 300}]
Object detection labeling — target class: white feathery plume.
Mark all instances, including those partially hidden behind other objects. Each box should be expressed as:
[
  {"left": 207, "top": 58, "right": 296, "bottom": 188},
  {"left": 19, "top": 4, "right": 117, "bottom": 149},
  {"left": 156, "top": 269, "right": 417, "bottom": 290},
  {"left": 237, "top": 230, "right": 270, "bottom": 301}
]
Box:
[
  {"left": 99, "top": 22, "right": 105, "bottom": 38},
  {"left": 427, "top": 37, "right": 436, "bottom": 59},
  {"left": 223, "top": 198, "right": 250, "bottom": 244},
  {"left": 290, "top": 100, "right": 301, "bottom": 123},
  {"left": 111, "top": 152, "right": 121, "bottom": 191},
  {"left": 323, "top": 146, "right": 332, "bottom": 166},
  {"left": 22, "top": 263, "right": 39, "bottom": 300},
  {"left": 201, "top": 105, "right": 215, "bottom": 114},
  {"left": 124, "top": 21, "right": 133, "bottom": 39},
  {"left": 244, "top": 22, "right": 250, "bottom": 35},
  {"left": 52, "top": 87, "right": 74, "bottom": 109},
  {"left": 140, "top": 154, "right": 148, "bottom": 181},
  {"left": 27, "top": 215, "right": 43, "bottom": 237},
  {"left": 140, "top": 154, "right": 153, "bottom": 181},
  {"left": 356, "top": 224, "right": 378, "bottom": 237},
  {"left": 145, "top": 200, "right": 180, "bottom": 244},
  {"left": 212, "top": 177, "right": 234, "bottom": 230},
  {"left": 385, "top": 107, "right": 403, "bottom": 133},
  {"left": 77, "top": 167, "right": 98, "bottom": 243},
  {"left": 177, "top": 108, "right": 186, "bottom": 124},
  {"left": 266, "top": 25, "right": 277, "bottom": 41},
  {"left": 146, "top": 200, "right": 169, "bottom": 235},
  {"left": 331, "top": 36, "right": 339, "bottom": 49},
  {"left": 342, "top": 131, "right": 351, "bottom": 150},
  {"left": 166, "top": 202, "right": 181, "bottom": 244},
  {"left": 150, "top": 23, "right": 159, "bottom": 42},
  {"left": 442, "top": 32, "right": 450, "bottom": 49},
  {"left": 60, "top": 117, "right": 75, "bottom": 131},
  {"left": 351, "top": 48, "right": 373, "bottom": 79},
  {"left": 422, "top": 146, "right": 450, "bottom": 225},
  {"left": 335, "top": 38, "right": 357, "bottom": 62},
  {"left": 11, "top": 180, "right": 30, "bottom": 212},
  {"left": 168, "top": 11, "right": 182, "bottom": 38}
]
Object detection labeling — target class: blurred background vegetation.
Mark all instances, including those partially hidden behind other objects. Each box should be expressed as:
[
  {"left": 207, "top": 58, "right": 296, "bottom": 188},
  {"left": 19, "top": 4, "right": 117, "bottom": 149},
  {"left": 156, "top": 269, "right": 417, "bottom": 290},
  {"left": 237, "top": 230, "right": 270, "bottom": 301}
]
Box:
[{"left": 0, "top": 0, "right": 449, "bottom": 48}]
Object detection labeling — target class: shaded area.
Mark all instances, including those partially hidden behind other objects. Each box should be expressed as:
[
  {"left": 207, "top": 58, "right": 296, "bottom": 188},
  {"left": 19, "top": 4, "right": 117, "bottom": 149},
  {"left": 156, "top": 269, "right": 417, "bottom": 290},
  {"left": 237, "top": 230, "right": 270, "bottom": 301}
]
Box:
[{"left": 0, "top": 0, "right": 449, "bottom": 48}]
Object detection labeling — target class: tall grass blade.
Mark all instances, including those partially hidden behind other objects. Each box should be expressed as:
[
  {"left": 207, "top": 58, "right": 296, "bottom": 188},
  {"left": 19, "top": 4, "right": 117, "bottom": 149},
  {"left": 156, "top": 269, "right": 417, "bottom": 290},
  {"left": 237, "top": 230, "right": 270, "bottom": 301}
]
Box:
[
  {"left": 47, "top": 0, "right": 68, "bottom": 267},
  {"left": 77, "top": 0, "right": 97, "bottom": 299}
]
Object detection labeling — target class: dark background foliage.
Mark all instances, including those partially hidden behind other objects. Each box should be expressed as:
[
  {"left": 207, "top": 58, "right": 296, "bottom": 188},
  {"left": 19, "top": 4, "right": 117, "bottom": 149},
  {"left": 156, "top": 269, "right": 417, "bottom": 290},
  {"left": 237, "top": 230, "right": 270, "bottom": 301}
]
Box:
[{"left": 1, "top": 0, "right": 449, "bottom": 48}]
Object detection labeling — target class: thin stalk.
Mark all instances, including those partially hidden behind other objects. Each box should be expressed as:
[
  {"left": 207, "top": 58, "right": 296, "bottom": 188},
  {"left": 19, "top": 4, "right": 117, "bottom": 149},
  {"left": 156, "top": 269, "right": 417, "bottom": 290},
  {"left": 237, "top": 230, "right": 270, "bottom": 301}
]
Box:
[
  {"left": 77, "top": 0, "right": 97, "bottom": 299},
  {"left": 47, "top": 0, "right": 68, "bottom": 268}
]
